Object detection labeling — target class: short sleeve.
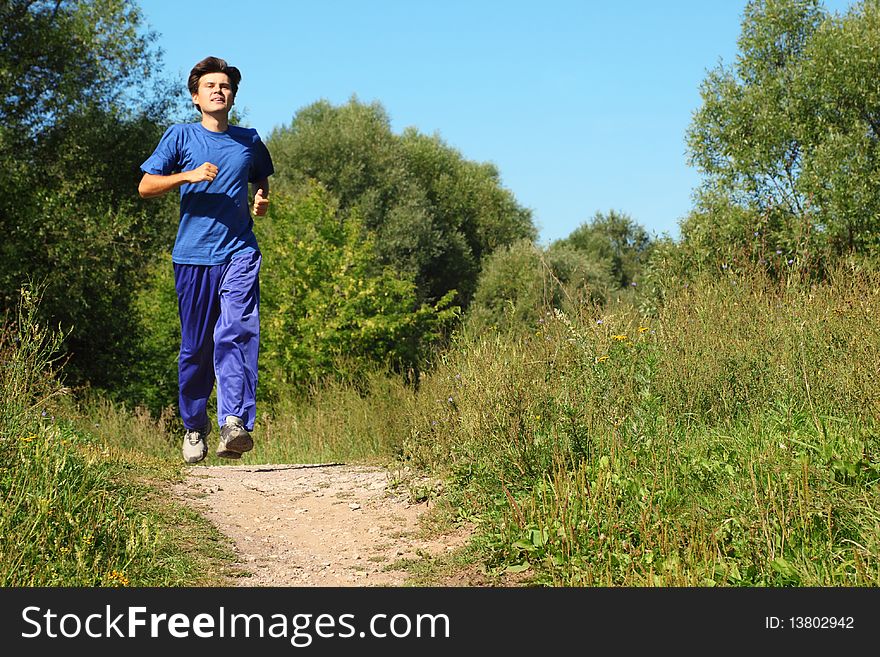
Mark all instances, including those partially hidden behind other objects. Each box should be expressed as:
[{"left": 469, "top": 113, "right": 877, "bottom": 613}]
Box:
[
  {"left": 248, "top": 134, "right": 274, "bottom": 182},
  {"left": 140, "top": 125, "right": 181, "bottom": 175}
]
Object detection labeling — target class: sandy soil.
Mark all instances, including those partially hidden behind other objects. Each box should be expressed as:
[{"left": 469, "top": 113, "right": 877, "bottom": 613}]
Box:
[{"left": 174, "top": 463, "right": 476, "bottom": 587}]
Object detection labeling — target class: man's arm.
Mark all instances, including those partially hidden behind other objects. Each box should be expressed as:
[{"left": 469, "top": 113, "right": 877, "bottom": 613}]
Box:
[
  {"left": 252, "top": 177, "right": 269, "bottom": 216},
  {"left": 138, "top": 162, "right": 219, "bottom": 198}
]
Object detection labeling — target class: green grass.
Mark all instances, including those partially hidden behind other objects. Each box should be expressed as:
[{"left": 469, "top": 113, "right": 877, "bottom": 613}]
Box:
[
  {"left": 75, "top": 372, "right": 412, "bottom": 467},
  {"left": 244, "top": 374, "right": 413, "bottom": 465},
  {"left": 395, "top": 267, "right": 880, "bottom": 585},
  {"left": 5, "top": 267, "right": 879, "bottom": 587},
  {"left": 0, "top": 423, "right": 239, "bottom": 586},
  {"left": 0, "top": 286, "right": 237, "bottom": 587}
]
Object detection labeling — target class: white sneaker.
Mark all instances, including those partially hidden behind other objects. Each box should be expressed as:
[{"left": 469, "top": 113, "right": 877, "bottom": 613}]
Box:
[
  {"left": 182, "top": 425, "right": 210, "bottom": 463},
  {"left": 216, "top": 415, "right": 253, "bottom": 459}
]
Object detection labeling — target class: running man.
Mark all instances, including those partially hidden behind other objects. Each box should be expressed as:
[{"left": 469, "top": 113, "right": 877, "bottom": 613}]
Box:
[{"left": 138, "top": 56, "right": 274, "bottom": 463}]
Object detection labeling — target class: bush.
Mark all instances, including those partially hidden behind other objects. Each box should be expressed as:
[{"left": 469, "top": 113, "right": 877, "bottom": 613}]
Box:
[
  {"left": 257, "top": 182, "right": 459, "bottom": 398},
  {"left": 466, "top": 239, "right": 613, "bottom": 335}
]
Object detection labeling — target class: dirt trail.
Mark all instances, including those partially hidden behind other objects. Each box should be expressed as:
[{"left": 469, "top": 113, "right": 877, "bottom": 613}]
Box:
[{"left": 174, "top": 463, "right": 473, "bottom": 587}]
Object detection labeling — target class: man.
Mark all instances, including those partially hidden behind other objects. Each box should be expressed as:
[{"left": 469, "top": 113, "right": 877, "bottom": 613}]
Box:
[{"left": 138, "top": 56, "right": 274, "bottom": 463}]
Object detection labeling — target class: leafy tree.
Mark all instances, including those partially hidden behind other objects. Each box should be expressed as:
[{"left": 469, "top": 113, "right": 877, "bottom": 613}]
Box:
[
  {"left": 466, "top": 238, "right": 613, "bottom": 335},
  {"left": 0, "top": 0, "right": 178, "bottom": 390},
  {"left": 555, "top": 210, "right": 653, "bottom": 289},
  {"left": 684, "top": 0, "right": 880, "bottom": 275},
  {"left": 0, "top": 0, "right": 172, "bottom": 134},
  {"left": 793, "top": 0, "right": 880, "bottom": 257},
  {"left": 267, "top": 99, "right": 399, "bottom": 220},
  {"left": 257, "top": 182, "right": 459, "bottom": 397},
  {"left": 396, "top": 128, "right": 535, "bottom": 303},
  {"left": 267, "top": 98, "right": 536, "bottom": 308}
]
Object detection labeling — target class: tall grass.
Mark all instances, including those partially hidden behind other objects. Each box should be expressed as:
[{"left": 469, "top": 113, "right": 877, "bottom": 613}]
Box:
[
  {"left": 250, "top": 373, "right": 414, "bottom": 464},
  {"left": 74, "top": 372, "right": 413, "bottom": 467},
  {"left": 0, "top": 283, "right": 67, "bottom": 439},
  {"left": 0, "top": 287, "right": 234, "bottom": 586},
  {"left": 9, "top": 265, "right": 878, "bottom": 587},
  {"left": 398, "top": 267, "right": 880, "bottom": 585}
]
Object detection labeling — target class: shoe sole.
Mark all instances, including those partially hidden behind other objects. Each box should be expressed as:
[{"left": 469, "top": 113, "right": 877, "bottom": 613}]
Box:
[
  {"left": 216, "top": 429, "right": 253, "bottom": 459},
  {"left": 222, "top": 430, "right": 254, "bottom": 453}
]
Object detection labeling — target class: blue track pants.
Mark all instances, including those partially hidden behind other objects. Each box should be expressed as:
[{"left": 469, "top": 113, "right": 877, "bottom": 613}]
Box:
[{"left": 173, "top": 251, "right": 261, "bottom": 432}]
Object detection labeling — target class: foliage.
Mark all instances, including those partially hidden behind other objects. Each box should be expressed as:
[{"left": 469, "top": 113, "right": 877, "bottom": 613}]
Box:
[
  {"left": 396, "top": 128, "right": 536, "bottom": 302},
  {"left": 555, "top": 210, "right": 654, "bottom": 289},
  {"left": 267, "top": 97, "right": 536, "bottom": 307},
  {"left": 0, "top": 0, "right": 173, "bottom": 134},
  {"left": 7, "top": 108, "right": 177, "bottom": 388},
  {"left": 257, "top": 182, "right": 459, "bottom": 398},
  {"left": 0, "top": 0, "right": 179, "bottom": 390},
  {"left": 684, "top": 0, "right": 880, "bottom": 275},
  {"left": 126, "top": 253, "right": 181, "bottom": 414},
  {"left": 398, "top": 268, "right": 880, "bottom": 585},
  {"left": 465, "top": 239, "right": 613, "bottom": 335},
  {"left": 466, "top": 211, "right": 656, "bottom": 335}
]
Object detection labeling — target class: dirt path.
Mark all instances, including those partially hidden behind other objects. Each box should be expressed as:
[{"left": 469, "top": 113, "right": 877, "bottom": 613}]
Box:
[{"left": 174, "top": 463, "right": 475, "bottom": 587}]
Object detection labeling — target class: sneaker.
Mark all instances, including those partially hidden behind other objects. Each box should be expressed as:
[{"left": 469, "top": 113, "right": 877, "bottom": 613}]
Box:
[
  {"left": 182, "top": 425, "right": 211, "bottom": 464},
  {"left": 216, "top": 415, "right": 253, "bottom": 459}
]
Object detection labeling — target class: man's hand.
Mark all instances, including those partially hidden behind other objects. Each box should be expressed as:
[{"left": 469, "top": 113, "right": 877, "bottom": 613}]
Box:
[
  {"left": 253, "top": 187, "right": 269, "bottom": 216},
  {"left": 188, "top": 162, "right": 219, "bottom": 184},
  {"left": 138, "top": 162, "right": 220, "bottom": 198}
]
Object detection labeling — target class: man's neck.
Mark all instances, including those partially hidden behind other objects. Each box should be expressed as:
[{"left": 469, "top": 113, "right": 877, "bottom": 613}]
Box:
[{"left": 200, "top": 111, "right": 229, "bottom": 133}]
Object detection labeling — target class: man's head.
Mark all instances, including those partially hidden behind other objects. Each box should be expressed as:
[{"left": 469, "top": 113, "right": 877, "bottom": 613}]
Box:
[{"left": 188, "top": 56, "right": 241, "bottom": 114}]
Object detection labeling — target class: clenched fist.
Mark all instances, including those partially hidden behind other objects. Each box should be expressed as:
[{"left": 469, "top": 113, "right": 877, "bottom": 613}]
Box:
[{"left": 188, "top": 162, "right": 219, "bottom": 184}]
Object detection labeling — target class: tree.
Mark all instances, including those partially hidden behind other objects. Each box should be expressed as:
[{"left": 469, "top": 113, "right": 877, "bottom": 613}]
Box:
[
  {"left": 466, "top": 238, "right": 613, "bottom": 335},
  {"left": 555, "top": 210, "right": 653, "bottom": 289},
  {"left": 684, "top": 0, "right": 880, "bottom": 274},
  {"left": 0, "top": 0, "right": 172, "bottom": 134},
  {"left": 266, "top": 98, "right": 536, "bottom": 308},
  {"left": 0, "top": 0, "right": 179, "bottom": 390},
  {"left": 256, "top": 182, "right": 459, "bottom": 397}
]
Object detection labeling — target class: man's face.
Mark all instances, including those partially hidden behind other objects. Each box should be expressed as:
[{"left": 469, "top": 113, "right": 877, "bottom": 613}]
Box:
[{"left": 193, "top": 72, "right": 234, "bottom": 114}]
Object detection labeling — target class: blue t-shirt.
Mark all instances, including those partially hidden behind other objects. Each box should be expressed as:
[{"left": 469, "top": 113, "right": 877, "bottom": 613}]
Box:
[{"left": 141, "top": 123, "right": 275, "bottom": 265}]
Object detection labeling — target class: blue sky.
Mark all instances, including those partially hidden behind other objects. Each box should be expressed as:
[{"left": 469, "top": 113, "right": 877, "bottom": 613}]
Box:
[{"left": 139, "top": 0, "right": 854, "bottom": 245}]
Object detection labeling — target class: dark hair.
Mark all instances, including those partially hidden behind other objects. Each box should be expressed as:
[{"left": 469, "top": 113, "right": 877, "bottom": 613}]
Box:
[{"left": 188, "top": 56, "right": 241, "bottom": 112}]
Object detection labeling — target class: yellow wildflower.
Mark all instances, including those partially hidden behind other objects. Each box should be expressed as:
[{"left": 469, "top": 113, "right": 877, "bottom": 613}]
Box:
[
  {"left": 106, "top": 570, "right": 130, "bottom": 587},
  {"left": 595, "top": 355, "right": 609, "bottom": 363},
  {"left": 612, "top": 334, "right": 628, "bottom": 341}
]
